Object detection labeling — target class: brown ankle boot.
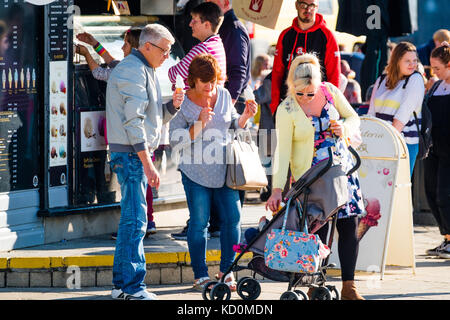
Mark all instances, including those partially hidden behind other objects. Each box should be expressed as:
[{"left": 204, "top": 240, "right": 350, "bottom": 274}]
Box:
[
  {"left": 341, "top": 280, "right": 365, "bottom": 300},
  {"left": 307, "top": 287, "right": 314, "bottom": 300}
]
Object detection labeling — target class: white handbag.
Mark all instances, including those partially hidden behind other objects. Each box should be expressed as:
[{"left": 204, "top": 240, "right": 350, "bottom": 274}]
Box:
[{"left": 226, "top": 132, "right": 268, "bottom": 191}]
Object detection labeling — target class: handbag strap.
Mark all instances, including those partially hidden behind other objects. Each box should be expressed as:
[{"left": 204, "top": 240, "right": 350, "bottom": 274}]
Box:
[
  {"left": 281, "top": 197, "right": 307, "bottom": 233},
  {"left": 320, "top": 82, "right": 335, "bottom": 105}
]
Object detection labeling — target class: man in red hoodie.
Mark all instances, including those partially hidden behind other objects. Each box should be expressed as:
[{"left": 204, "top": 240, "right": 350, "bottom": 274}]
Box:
[{"left": 270, "top": 0, "right": 341, "bottom": 114}]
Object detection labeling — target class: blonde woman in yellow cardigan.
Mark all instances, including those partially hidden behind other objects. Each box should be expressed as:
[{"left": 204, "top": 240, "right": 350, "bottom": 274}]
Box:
[{"left": 266, "top": 53, "right": 365, "bottom": 300}]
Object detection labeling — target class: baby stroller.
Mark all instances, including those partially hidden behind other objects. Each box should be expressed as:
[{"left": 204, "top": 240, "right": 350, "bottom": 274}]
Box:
[{"left": 202, "top": 146, "right": 361, "bottom": 300}]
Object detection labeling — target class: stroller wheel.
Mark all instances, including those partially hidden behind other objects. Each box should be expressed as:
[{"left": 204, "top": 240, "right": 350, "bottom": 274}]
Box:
[
  {"left": 237, "top": 277, "right": 261, "bottom": 300},
  {"left": 280, "top": 291, "right": 300, "bottom": 300},
  {"left": 326, "top": 285, "right": 340, "bottom": 300},
  {"left": 201, "top": 281, "right": 218, "bottom": 300},
  {"left": 310, "top": 286, "right": 332, "bottom": 300},
  {"left": 294, "top": 290, "right": 308, "bottom": 300},
  {"left": 210, "top": 283, "right": 232, "bottom": 301}
]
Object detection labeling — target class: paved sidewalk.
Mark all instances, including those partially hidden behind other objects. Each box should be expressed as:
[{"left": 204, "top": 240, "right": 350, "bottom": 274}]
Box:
[
  {"left": 0, "top": 208, "right": 448, "bottom": 299},
  {"left": 0, "top": 200, "right": 449, "bottom": 300}
]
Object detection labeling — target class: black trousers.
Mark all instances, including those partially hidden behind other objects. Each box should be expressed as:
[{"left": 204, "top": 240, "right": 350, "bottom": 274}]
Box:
[
  {"left": 423, "top": 151, "right": 450, "bottom": 236},
  {"left": 316, "top": 216, "right": 359, "bottom": 281}
]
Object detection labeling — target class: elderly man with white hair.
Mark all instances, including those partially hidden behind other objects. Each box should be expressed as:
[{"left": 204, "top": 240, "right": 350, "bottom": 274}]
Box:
[{"left": 106, "top": 24, "right": 184, "bottom": 300}]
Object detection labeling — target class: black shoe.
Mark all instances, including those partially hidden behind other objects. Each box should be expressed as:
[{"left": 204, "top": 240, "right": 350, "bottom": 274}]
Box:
[
  {"left": 260, "top": 186, "right": 272, "bottom": 202},
  {"left": 171, "top": 220, "right": 189, "bottom": 240},
  {"left": 208, "top": 227, "right": 220, "bottom": 238},
  {"left": 426, "top": 240, "right": 448, "bottom": 256},
  {"left": 111, "top": 232, "right": 117, "bottom": 240},
  {"left": 171, "top": 219, "right": 211, "bottom": 240}
]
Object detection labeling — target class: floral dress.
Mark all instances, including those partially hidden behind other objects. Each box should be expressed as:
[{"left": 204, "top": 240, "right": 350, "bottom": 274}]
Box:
[{"left": 310, "top": 102, "right": 365, "bottom": 219}]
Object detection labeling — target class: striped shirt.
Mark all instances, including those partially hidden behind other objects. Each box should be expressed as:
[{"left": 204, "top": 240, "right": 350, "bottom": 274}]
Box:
[
  {"left": 368, "top": 72, "right": 425, "bottom": 144},
  {"left": 168, "top": 34, "right": 227, "bottom": 90}
]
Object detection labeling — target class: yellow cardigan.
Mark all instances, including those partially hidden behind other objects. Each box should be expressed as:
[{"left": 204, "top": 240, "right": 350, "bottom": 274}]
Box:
[{"left": 272, "top": 82, "right": 360, "bottom": 190}]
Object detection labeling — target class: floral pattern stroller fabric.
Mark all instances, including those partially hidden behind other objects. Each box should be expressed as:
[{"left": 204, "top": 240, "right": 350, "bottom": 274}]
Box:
[{"left": 264, "top": 198, "right": 331, "bottom": 274}]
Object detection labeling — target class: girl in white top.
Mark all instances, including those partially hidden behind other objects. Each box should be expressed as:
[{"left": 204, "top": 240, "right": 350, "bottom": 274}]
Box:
[{"left": 368, "top": 42, "right": 425, "bottom": 176}]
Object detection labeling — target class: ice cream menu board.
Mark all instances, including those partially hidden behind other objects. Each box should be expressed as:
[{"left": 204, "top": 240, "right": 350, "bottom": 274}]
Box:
[
  {"left": 47, "top": 0, "right": 70, "bottom": 187},
  {"left": 0, "top": 0, "right": 40, "bottom": 192},
  {"left": 49, "top": 60, "right": 67, "bottom": 168},
  {"left": 48, "top": 0, "right": 68, "bottom": 61}
]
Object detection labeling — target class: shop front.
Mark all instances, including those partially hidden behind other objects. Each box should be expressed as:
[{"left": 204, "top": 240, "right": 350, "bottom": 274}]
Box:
[{"left": 0, "top": 0, "right": 187, "bottom": 251}]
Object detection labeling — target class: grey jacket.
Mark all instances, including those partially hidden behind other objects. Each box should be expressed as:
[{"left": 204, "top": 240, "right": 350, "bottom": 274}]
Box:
[{"left": 106, "top": 49, "right": 178, "bottom": 153}]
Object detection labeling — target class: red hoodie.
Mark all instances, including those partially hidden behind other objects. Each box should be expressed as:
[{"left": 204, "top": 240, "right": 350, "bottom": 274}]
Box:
[{"left": 270, "top": 13, "right": 341, "bottom": 114}]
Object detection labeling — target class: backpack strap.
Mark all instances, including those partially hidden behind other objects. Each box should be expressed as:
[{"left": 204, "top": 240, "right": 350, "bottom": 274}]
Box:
[
  {"left": 412, "top": 110, "right": 420, "bottom": 132},
  {"left": 377, "top": 74, "right": 387, "bottom": 90},
  {"left": 377, "top": 71, "right": 421, "bottom": 90},
  {"left": 413, "top": 79, "right": 441, "bottom": 134},
  {"left": 427, "top": 79, "right": 443, "bottom": 97},
  {"left": 402, "top": 70, "right": 420, "bottom": 89},
  {"left": 420, "top": 80, "right": 443, "bottom": 111}
]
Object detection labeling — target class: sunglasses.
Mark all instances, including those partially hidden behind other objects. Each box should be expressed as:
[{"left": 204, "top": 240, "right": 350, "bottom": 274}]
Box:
[{"left": 296, "top": 92, "right": 315, "bottom": 97}]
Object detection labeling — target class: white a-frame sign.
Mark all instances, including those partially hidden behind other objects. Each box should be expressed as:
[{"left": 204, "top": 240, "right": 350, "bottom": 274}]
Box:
[{"left": 329, "top": 116, "right": 416, "bottom": 279}]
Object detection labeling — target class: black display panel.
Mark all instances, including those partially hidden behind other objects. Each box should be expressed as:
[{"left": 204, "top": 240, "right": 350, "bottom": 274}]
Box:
[
  {"left": 0, "top": 0, "right": 40, "bottom": 192},
  {"left": 73, "top": 65, "right": 120, "bottom": 205},
  {"left": 47, "top": 0, "right": 70, "bottom": 187}
]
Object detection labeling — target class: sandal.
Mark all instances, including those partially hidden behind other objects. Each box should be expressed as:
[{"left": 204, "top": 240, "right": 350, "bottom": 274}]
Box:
[
  {"left": 215, "top": 272, "right": 237, "bottom": 292},
  {"left": 192, "top": 277, "right": 211, "bottom": 292}
]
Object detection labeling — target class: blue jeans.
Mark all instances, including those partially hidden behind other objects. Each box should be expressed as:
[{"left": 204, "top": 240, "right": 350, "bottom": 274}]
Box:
[
  {"left": 181, "top": 172, "right": 241, "bottom": 279},
  {"left": 407, "top": 143, "right": 419, "bottom": 177},
  {"left": 110, "top": 152, "right": 148, "bottom": 294}
]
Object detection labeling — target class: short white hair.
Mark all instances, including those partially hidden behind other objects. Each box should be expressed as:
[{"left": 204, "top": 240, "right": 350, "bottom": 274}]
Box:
[{"left": 139, "top": 23, "right": 175, "bottom": 47}]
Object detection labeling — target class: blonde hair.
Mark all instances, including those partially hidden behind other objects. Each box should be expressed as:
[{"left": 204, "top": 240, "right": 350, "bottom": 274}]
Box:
[
  {"left": 286, "top": 53, "right": 322, "bottom": 97},
  {"left": 433, "top": 29, "right": 450, "bottom": 44}
]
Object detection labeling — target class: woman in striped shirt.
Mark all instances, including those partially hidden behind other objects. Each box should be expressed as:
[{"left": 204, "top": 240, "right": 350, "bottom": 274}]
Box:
[{"left": 368, "top": 42, "right": 425, "bottom": 176}]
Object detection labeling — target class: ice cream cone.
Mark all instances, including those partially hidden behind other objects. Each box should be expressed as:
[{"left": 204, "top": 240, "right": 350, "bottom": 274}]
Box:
[
  {"left": 357, "top": 221, "right": 371, "bottom": 241},
  {"left": 357, "top": 197, "right": 382, "bottom": 242},
  {"left": 14, "top": 69, "right": 18, "bottom": 89},
  {"left": 8, "top": 69, "right": 12, "bottom": 89},
  {"left": 26, "top": 68, "right": 30, "bottom": 88},
  {"left": 175, "top": 74, "right": 184, "bottom": 93}
]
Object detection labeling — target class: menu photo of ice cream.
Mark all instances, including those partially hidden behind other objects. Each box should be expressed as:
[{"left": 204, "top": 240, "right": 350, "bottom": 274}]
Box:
[
  {"left": 80, "top": 111, "right": 107, "bottom": 152},
  {"left": 1, "top": 66, "right": 37, "bottom": 93},
  {"left": 49, "top": 61, "right": 68, "bottom": 167}
]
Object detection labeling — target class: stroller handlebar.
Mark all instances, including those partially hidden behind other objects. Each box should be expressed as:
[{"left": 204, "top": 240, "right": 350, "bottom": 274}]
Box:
[{"left": 346, "top": 145, "right": 361, "bottom": 176}]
